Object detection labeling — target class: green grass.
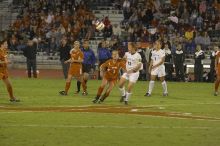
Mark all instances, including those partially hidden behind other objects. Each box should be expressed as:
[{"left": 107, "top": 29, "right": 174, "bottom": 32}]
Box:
[{"left": 0, "top": 78, "right": 220, "bottom": 146}]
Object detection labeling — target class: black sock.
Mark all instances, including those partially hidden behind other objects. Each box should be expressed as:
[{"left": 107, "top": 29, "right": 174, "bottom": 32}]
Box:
[{"left": 77, "top": 81, "right": 81, "bottom": 92}]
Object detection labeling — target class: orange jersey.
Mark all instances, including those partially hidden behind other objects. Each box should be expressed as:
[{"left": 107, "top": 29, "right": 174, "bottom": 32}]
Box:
[
  {"left": 68, "top": 49, "right": 84, "bottom": 77},
  {"left": 0, "top": 47, "right": 9, "bottom": 79},
  {"left": 101, "top": 59, "right": 126, "bottom": 81}
]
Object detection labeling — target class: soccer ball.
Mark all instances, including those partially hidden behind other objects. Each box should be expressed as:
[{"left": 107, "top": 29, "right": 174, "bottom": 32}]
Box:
[{"left": 95, "top": 20, "right": 105, "bottom": 31}]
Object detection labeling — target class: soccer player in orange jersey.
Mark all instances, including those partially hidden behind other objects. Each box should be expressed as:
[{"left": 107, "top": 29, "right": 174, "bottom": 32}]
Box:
[
  {"left": 59, "top": 41, "right": 87, "bottom": 96},
  {"left": 92, "top": 50, "right": 126, "bottom": 103},
  {"left": 214, "top": 46, "right": 220, "bottom": 96},
  {"left": 0, "top": 39, "right": 20, "bottom": 102}
]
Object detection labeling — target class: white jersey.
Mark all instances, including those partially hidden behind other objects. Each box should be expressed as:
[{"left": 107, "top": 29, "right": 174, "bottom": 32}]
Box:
[
  {"left": 151, "top": 49, "right": 165, "bottom": 66},
  {"left": 124, "top": 52, "right": 142, "bottom": 71}
]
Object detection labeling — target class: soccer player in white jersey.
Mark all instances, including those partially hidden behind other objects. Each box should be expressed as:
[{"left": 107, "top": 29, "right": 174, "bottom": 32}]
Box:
[
  {"left": 118, "top": 42, "right": 143, "bottom": 105},
  {"left": 145, "top": 40, "right": 168, "bottom": 96}
]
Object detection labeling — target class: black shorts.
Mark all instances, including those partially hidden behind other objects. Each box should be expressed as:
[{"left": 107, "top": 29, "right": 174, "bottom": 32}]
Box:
[{"left": 82, "top": 64, "right": 92, "bottom": 73}]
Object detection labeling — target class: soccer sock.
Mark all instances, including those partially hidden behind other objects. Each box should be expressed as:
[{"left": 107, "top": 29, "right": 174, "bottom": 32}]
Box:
[
  {"left": 6, "top": 83, "right": 14, "bottom": 99},
  {"left": 125, "top": 92, "right": 132, "bottom": 102},
  {"left": 162, "top": 81, "right": 168, "bottom": 93},
  {"left": 65, "top": 82, "right": 71, "bottom": 94},
  {"left": 100, "top": 91, "right": 110, "bottom": 101},
  {"left": 148, "top": 81, "right": 155, "bottom": 94},
  {"left": 215, "top": 80, "right": 220, "bottom": 92},
  {"left": 81, "top": 80, "right": 87, "bottom": 92},
  {"left": 119, "top": 87, "right": 126, "bottom": 96},
  {"left": 96, "top": 86, "right": 104, "bottom": 98},
  {"left": 77, "top": 81, "right": 81, "bottom": 92}
]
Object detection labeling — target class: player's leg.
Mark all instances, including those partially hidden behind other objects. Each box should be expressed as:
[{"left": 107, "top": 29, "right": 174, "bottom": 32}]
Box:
[
  {"left": 99, "top": 80, "right": 115, "bottom": 103},
  {"left": 75, "top": 80, "right": 81, "bottom": 94},
  {"left": 79, "top": 75, "right": 87, "bottom": 95},
  {"left": 145, "top": 75, "right": 156, "bottom": 96},
  {"left": 159, "top": 66, "right": 168, "bottom": 96},
  {"left": 2, "top": 77, "right": 20, "bottom": 102},
  {"left": 59, "top": 74, "right": 72, "bottom": 95},
  {"left": 124, "top": 72, "right": 139, "bottom": 105},
  {"left": 159, "top": 76, "right": 168, "bottom": 96},
  {"left": 118, "top": 75, "right": 127, "bottom": 102},
  {"left": 124, "top": 81, "right": 135, "bottom": 105},
  {"left": 214, "top": 74, "right": 220, "bottom": 96},
  {"left": 93, "top": 78, "right": 108, "bottom": 103}
]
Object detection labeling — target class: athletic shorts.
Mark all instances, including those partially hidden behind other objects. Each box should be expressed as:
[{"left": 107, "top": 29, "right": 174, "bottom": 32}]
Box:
[
  {"left": 82, "top": 64, "right": 92, "bottom": 73},
  {"left": 121, "top": 72, "right": 139, "bottom": 83},
  {"left": 0, "top": 69, "right": 8, "bottom": 79},
  {"left": 151, "top": 65, "right": 166, "bottom": 77}
]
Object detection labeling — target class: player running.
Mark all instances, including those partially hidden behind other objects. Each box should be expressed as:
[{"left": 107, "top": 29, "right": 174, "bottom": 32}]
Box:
[
  {"left": 0, "top": 39, "right": 20, "bottom": 102},
  {"left": 59, "top": 41, "right": 87, "bottom": 96},
  {"left": 92, "top": 50, "right": 125, "bottom": 103},
  {"left": 118, "top": 42, "right": 143, "bottom": 105},
  {"left": 144, "top": 40, "right": 168, "bottom": 96}
]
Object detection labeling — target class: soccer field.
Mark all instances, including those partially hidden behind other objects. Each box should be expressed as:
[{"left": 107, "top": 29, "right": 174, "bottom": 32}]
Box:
[{"left": 0, "top": 78, "right": 220, "bottom": 146}]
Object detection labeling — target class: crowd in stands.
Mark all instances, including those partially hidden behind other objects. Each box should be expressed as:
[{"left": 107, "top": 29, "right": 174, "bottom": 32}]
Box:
[{"left": 1, "top": 0, "right": 220, "bottom": 82}]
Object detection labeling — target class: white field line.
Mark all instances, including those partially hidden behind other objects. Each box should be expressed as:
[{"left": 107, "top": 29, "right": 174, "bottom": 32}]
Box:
[{"left": 0, "top": 124, "right": 219, "bottom": 129}]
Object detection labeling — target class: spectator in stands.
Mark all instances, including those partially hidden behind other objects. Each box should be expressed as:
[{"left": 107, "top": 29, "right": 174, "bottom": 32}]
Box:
[
  {"left": 122, "top": 0, "right": 131, "bottom": 20},
  {"left": 209, "top": 45, "right": 219, "bottom": 82},
  {"left": 201, "top": 31, "right": 211, "bottom": 50},
  {"left": 164, "top": 44, "right": 173, "bottom": 81},
  {"left": 112, "top": 24, "right": 122, "bottom": 38},
  {"left": 215, "top": 21, "right": 220, "bottom": 30},
  {"left": 194, "top": 45, "right": 205, "bottom": 82},
  {"left": 59, "top": 37, "right": 71, "bottom": 79},
  {"left": 75, "top": 40, "right": 96, "bottom": 94},
  {"left": 173, "top": 44, "right": 185, "bottom": 81},
  {"left": 97, "top": 41, "right": 111, "bottom": 79},
  {"left": 23, "top": 39, "right": 37, "bottom": 78}
]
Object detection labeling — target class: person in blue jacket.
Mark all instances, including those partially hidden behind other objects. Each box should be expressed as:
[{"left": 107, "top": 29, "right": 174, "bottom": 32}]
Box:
[
  {"left": 75, "top": 40, "right": 96, "bottom": 95},
  {"left": 97, "top": 40, "right": 112, "bottom": 79}
]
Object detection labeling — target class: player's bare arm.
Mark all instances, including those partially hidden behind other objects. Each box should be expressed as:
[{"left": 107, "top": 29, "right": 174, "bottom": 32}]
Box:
[
  {"left": 215, "top": 55, "right": 219, "bottom": 73},
  {"left": 148, "top": 60, "right": 153, "bottom": 74}
]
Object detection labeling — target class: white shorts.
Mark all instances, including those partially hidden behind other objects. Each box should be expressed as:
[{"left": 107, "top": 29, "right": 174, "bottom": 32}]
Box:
[
  {"left": 151, "top": 65, "right": 165, "bottom": 77},
  {"left": 121, "top": 72, "right": 139, "bottom": 83}
]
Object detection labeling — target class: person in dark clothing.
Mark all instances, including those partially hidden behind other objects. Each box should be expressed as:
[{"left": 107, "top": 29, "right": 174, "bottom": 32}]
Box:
[
  {"left": 97, "top": 41, "right": 111, "bottom": 79},
  {"left": 59, "top": 38, "right": 71, "bottom": 79},
  {"left": 164, "top": 44, "right": 173, "bottom": 81},
  {"left": 23, "top": 39, "right": 37, "bottom": 78},
  {"left": 173, "top": 44, "right": 185, "bottom": 81},
  {"left": 209, "top": 46, "right": 219, "bottom": 82},
  {"left": 194, "top": 45, "right": 205, "bottom": 82},
  {"left": 75, "top": 40, "right": 96, "bottom": 94}
]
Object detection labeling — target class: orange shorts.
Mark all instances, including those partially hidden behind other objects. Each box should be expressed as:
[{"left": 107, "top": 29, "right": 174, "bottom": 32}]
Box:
[
  {"left": 0, "top": 69, "right": 8, "bottom": 79},
  {"left": 68, "top": 67, "right": 82, "bottom": 77}
]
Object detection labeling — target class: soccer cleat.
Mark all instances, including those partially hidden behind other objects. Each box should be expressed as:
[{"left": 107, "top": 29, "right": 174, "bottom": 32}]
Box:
[
  {"left": 10, "top": 98, "right": 20, "bottom": 102},
  {"left": 92, "top": 97, "right": 99, "bottom": 103},
  {"left": 214, "top": 92, "right": 218, "bottom": 96},
  {"left": 144, "top": 92, "right": 151, "bottom": 97},
  {"left": 82, "top": 91, "right": 88, "bottom": 96},
  {"left": 120, "top": 95, "right": 126, "bottom": 102},
  {"left": 59, "top": 91, "right": 67, "bottom": 96},
  {"left": 163, "top": 93, "right": 168, "bottom": 96},
  {"left": 124, "top": 101, "right": 128, "bottom": 105}
]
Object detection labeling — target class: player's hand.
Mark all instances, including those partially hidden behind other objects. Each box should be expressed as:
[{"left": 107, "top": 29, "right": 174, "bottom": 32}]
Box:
[
  {"left": 64, "top": 60, "right": 70, "bottom": 64},
  {"left": 151, "top": 65, "right": 157, "bottom": 70}
]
